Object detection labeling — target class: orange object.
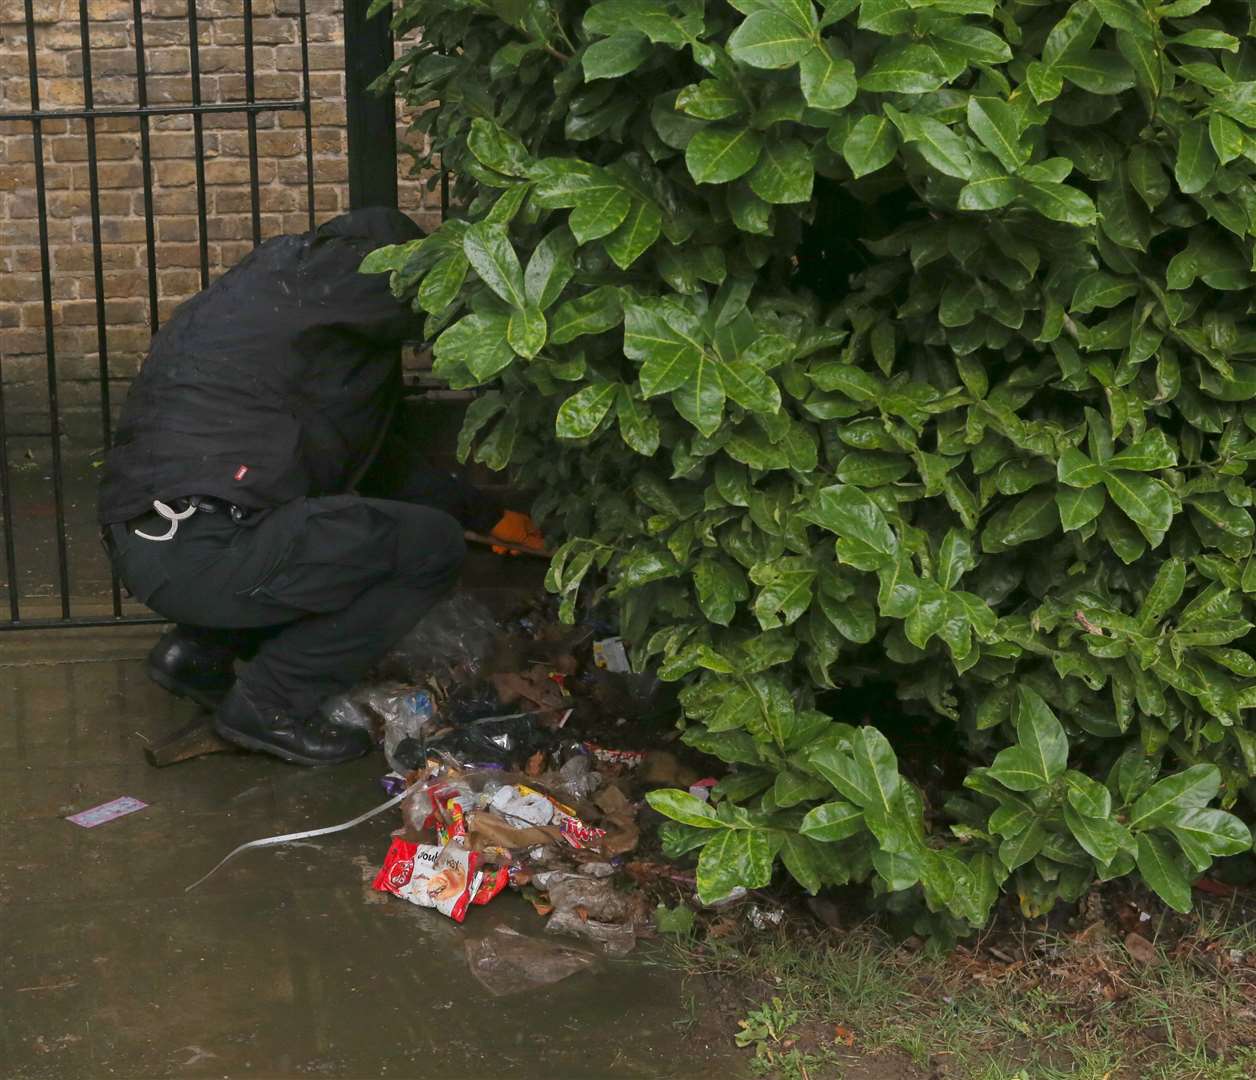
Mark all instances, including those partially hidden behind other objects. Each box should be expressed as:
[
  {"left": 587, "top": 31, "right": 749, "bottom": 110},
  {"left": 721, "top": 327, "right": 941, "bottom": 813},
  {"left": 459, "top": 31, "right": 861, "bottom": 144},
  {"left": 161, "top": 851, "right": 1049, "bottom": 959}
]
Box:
[{"left": 490, "top": 510, "right": 546, "bottom": 556}]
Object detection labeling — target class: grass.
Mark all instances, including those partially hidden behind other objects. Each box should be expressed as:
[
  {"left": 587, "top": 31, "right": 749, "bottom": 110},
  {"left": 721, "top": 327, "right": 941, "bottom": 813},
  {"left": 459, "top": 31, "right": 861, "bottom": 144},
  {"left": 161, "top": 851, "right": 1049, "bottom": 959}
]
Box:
[{"left": 667, "top": 895, "right": 1256, "bottom": 1079}]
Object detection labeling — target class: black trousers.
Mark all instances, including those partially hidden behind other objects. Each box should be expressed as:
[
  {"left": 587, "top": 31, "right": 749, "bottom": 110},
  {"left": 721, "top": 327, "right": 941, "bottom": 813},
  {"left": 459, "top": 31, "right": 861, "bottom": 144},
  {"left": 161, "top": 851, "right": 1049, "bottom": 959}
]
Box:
[{"left": 108, "top": 496, "right": 465, "bottom": 718}]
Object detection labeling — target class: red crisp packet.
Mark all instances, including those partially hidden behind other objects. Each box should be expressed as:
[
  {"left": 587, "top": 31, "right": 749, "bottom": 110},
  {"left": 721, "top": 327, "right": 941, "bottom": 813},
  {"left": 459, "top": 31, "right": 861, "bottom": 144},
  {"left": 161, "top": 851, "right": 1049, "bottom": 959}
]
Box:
[
  {"left": 472, "top": 865, "right": 509, "bottom": 906},
  {"left": 397, "top": 841, "right": 481, "bottom": 923},
  {"left": 373, "top": 837, "right": 420, "bottom": 897}
]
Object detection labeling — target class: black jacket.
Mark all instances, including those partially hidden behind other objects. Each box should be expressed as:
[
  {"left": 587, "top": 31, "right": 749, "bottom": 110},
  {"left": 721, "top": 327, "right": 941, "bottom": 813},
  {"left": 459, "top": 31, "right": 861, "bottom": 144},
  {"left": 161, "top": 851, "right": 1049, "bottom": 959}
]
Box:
[{"left": 98, "top": 209, "right": 499, "bottom": 532}]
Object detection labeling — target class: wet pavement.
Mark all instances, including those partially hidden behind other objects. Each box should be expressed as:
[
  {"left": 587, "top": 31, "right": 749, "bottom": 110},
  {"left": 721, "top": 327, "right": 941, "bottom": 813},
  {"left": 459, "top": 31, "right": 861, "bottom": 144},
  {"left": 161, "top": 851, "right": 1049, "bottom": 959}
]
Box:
[{"left": 0, "top": 629, "right": 740, "bottom": 1079}]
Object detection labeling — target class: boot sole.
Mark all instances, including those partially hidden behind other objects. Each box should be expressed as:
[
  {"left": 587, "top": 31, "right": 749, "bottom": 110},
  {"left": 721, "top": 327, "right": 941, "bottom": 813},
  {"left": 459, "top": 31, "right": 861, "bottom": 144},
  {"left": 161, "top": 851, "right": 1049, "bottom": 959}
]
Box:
[
  {"left": 212, "top": 719, "right": 368, "bottom": 767},
  {"left": 146, "top": 662, "right": 228, "bottom": 713}
]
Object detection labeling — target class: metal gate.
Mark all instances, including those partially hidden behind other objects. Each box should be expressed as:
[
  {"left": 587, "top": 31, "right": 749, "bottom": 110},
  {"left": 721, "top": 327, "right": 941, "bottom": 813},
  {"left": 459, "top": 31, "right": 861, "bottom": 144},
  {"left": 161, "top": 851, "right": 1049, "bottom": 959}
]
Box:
[{"left": 0, "top": 0, "right": 399, "bottom": 630}]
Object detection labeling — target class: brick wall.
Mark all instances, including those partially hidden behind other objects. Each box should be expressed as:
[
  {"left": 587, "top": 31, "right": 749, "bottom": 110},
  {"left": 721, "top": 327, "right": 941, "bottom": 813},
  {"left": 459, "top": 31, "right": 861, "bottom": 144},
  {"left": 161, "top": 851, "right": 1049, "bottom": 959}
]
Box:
[{"left": 0, "top": 0, "right": 435, "bottom": 442}]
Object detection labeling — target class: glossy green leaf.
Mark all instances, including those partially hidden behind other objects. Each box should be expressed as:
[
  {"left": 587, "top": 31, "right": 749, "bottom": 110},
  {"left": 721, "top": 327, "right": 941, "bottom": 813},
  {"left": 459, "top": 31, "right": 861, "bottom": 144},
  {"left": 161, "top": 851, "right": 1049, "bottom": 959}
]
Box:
[
  {"left": 523, "top": 228, "right": 576, "bottom": 310},
  {"left": 727, "top": 10, "right": 815, "bottom": 69},
  {"left": 696, "top": 828, "right": 775, "bottom": 904},
  {"left": 646, "top": 787, "right": 723, "bottom": 828},
  {"left": 1135, "top": 833, "right": 1193, "bottom": 913},
  {"left": 686, "top": 126, "right": 764, "bottom": 184},
  {"left": 1129, "top": 765, "right": 1221, "bottom": 832},
  {"left": 604, "top": 200, "right": 663, "bottom": 269},
  {"left": 800, "top": 800, "right": 865, "bottom": 842},
  {"left": 1104, "top": 472, "right": 1175, "bottom": 533},
  {"left": 550, "top": 286, "right": 622, "bottom": 344},
  {"left": 463, "top": 222, "right": 527, "bottom": 309},
  {"left": 842, "top": 113, "right": 899, "bottom": 177},
  {"left": 799, "top": 41, "right": 857, "bottom": 110},
  {"left": 616, "top": 388, "right": 661, "bottom": 456},
  {"left": 749, "top": 137, "right": 815, "bottom": 204},
  {"left": 583, "top": 31, "right": 653, "bottom": 81},
  {"left": 556, "top": 382, "right": 618, "bottom": 439}
]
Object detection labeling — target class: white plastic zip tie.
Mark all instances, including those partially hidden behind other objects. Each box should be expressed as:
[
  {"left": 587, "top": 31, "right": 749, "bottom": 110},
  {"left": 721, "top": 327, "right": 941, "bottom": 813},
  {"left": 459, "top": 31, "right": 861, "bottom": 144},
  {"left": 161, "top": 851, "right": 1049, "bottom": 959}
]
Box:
[{"left": 134, "top": 499, "right": 198, "bottom": 542}]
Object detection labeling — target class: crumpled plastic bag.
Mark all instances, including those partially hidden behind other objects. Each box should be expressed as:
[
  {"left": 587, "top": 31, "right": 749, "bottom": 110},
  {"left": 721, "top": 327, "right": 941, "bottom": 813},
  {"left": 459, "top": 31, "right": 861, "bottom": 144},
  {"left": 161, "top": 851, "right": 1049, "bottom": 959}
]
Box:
[
  {"left": 377, "top": 593, "right": 499, "bottom": 683},
  {"left": 465, "top": 925, "right": 596, "bottom": 996},
  {"left": 360, "top": 685, "right": 436, "bottom": 773},
  {"left": 546, "top": 910, "right": 636, "bottom": 956},
  {"left": 545, "top": 876, "right": 633, "bottom": 923}
]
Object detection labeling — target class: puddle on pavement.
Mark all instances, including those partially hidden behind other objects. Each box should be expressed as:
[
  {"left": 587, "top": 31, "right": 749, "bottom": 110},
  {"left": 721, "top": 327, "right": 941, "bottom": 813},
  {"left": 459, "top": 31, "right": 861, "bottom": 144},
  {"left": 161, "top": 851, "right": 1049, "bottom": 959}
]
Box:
[{"left": 0, "top": 656, "right": 740, "bottom": 1078}]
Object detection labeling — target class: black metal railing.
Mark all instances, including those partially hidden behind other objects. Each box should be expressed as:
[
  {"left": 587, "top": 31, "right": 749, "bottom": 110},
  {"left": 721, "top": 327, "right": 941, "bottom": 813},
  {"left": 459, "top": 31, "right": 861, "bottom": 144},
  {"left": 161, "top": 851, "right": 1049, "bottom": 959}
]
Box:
[{"left": 0, "top": 1, "right": 398, "bottom": 631}]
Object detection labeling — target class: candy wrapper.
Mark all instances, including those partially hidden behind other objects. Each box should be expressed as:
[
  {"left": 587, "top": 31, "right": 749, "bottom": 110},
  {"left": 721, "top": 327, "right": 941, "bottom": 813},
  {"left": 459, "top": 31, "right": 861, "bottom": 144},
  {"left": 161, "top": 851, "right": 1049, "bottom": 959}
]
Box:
[
  {"left": 583, "top": 743, "right": 646, "bottom": 768},
  {"left": 472, "top": 865, "right": 510, "bottom": 906},
  {"left": 513, "top": 783, "right": 608, "bottom": 850},
  {"left": 428, "top": 785, "right": 471, "bottom": 845},
  {"left": 372, "top": 837, "right": 481, "bottom": 923}
]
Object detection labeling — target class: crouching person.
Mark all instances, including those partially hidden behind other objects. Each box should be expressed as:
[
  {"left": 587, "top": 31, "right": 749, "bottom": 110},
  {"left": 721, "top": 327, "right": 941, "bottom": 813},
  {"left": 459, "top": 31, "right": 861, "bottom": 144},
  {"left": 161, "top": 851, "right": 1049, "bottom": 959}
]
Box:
[{"left": 98, "top": 208, "right": 503, "bottom": 766}]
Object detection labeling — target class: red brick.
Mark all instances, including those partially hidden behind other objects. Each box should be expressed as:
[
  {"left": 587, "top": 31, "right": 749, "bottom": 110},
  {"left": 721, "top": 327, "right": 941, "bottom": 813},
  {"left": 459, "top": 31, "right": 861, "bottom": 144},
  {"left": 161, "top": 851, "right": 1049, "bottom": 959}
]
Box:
[
  {"left": 149, "top": 187, "right": 200, "bottom": 213},
  {"left": 274, "top": 42, "right": 343, "bottom": 72},
  {"left": 63, "top": 48, "right": 141, "bottom": 78},
  {"left": 46, "top": 190, "right": 93, "bottom": 218},
  {"left": 158, "top": 268, "right": 200, "bottom": 295},
  {"left": 158, "top": 243, "right": 206, "bottom": 268},
  {"left": 20, "top": 300, "right": 58, "bottom": 327},
  {"left": 205, "top": 156, "right": 275, "bottom": 184},
  {"left": 94, "top": 161, "right": 144, "bottom": 189},
  {"left": 257, "top": 128, "right": 304, "bottom": 156},
  {"left": 92, "top": 216, "right": 148, "bottom": 243},
  {"left": 157, "top": 216, "right": 201, "bottom": 243},
  {"left": 106, "top": 326, "right": 153, "bottom": 353},
  {"left": 153, "top": 159, "right": 197, "bottom": 187},
  {"left": 140, "top": 21, "right": 190, "bottom": 47},
  {"left": 101, "top": 269, "right": 153, "bottom": 299},
  {"left": 0, "top": 273, "right": 44, "bottom": 302},
  {"left": 147, "top": 131, "right": 197, "bottom": 158},
  {"left": 145, "top": 75, "right": 194, "bottom": 104},
  {"left": 53, "top": 243, "right": 139, "bottom": 271},
  {"left": 307, "top": 71, "right": 342, "bottom": 97}
]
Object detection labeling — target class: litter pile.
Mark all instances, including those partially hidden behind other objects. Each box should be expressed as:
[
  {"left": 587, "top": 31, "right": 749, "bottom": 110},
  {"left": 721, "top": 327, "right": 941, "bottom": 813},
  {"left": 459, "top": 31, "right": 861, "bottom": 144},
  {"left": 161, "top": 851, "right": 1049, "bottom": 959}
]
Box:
[{"left": 321, "top": 593, "right": 711, "bottom": 959}]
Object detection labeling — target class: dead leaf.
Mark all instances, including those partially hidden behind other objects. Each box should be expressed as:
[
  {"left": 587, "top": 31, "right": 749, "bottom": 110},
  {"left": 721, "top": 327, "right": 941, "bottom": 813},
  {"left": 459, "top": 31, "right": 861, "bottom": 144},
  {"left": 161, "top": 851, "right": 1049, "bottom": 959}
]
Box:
[
  {"left": 1125, "top": 931, "right": 1156, "bottom": 966},
  {"left": 833, "top": 1025, "right": 855, "bottom": 1047}
]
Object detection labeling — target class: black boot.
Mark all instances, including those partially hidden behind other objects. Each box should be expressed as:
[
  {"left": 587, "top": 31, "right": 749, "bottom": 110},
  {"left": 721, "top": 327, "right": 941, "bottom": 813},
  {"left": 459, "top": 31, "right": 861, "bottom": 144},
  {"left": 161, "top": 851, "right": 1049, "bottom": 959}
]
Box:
[
  {"left": 146, "top": 628, "right": 236, "bottom": 710},
  {"left": 213, "top": 683, "right": 373, "bottom": 766}
]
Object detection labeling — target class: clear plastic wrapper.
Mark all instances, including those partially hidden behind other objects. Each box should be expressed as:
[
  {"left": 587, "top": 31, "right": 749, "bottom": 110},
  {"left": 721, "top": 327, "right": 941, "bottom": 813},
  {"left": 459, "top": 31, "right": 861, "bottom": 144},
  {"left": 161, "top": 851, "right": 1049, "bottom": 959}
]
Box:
[
  {"left": 546, "top": 875, "right": 632, "bottom": 923},
  {"left": 361, "top": 686, "right": 436, "bottom": 772},
  {"left": 465, "top": 926, "right": 596, "bottom": 996},
  {"left": 545, "top": 909, "right": 636, "bottom": 956},
  {"left": 378, "top": 593, "right": 500, "bottom": 683}
]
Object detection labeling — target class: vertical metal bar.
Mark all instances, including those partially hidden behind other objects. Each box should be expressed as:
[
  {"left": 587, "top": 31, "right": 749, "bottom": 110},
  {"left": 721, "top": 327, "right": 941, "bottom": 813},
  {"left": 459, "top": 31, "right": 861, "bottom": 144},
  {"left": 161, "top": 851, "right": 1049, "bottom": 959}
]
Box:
[
  {"left": 77, "top": 0, "right": 123, "bottom": 618},
  {"left": 186, "top": 0, "right": 210, "bottom": 286},
  {"left": 0, "top": 358, "right": 20, "bottom": 622},
  {"left": 440, "top": 166, "right": 449, "bottom": 220},
  {"left": 343, "top": 0, "right": 398, "bottom": 210},
  {"left": 131, "top": 0, "right": 160, "bottom": 335},
  {"left": 298, "top": 0, "right": 315, "bottom": 228},
  {"left": 23, "top": 0, "right": 72, "bottom": 619},
  {"left": 242, "top": 0, "right": 261, "bottom": 245}
]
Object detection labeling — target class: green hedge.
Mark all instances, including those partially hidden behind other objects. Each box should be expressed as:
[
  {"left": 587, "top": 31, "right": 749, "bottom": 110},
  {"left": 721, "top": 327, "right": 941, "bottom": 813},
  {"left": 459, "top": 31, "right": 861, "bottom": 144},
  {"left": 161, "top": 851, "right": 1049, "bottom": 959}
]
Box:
[{"left": 367, "top": 0, "right": 1256, "bottom": 934}]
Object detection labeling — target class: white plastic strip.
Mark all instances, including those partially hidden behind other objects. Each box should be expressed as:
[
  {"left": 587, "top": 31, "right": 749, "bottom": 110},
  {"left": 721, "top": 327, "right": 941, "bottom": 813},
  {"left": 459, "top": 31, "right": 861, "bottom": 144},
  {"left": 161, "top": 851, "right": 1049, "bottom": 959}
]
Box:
[{"left": 185, "top": 780, "right": 429, "bottom": 892}]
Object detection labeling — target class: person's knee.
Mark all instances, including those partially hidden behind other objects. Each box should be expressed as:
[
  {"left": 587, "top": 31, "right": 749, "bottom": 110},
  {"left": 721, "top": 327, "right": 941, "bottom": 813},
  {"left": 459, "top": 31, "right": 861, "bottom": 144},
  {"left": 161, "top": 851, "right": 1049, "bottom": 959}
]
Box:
[{"left": 397, "top": 507, "right": 465, "bottom": 586}]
